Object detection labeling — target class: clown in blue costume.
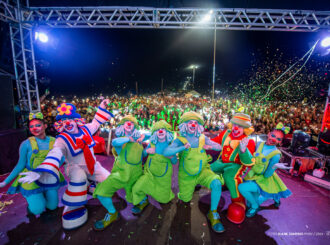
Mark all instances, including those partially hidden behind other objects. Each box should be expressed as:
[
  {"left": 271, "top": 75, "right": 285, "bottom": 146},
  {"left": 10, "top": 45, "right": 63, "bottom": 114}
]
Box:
[
  {"left": 163, "top": 111, "right": 225, "bottom": 233},
  {"left": 238, "top": 123, "right": 292, "bottom": 217},
  {"left": 0, "top": 112, "right": 65, "bottom": 215},
  {"left": 131, "top": 120, "right": 177, "bottom": 214},
  {"left": 19, "top": 100, "right": 113, "bottom": 229}
]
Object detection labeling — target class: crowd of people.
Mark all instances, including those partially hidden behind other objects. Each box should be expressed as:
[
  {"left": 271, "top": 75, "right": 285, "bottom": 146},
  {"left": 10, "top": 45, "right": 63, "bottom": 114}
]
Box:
[{"left": 40, "top": 94, "right": 325, "bottom": 140}]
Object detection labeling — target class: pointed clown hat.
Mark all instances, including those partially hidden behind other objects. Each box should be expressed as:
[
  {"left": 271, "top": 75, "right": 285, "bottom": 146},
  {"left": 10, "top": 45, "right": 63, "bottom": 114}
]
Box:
[
  {"left": 151, "top": 120, "right": 172, "bottom": 134},
  {"left": 179, "top": 111, "right": 204, "bottom": 125},
  {"left": 55, "top": 103, "right": 81, "bottom": 121}
]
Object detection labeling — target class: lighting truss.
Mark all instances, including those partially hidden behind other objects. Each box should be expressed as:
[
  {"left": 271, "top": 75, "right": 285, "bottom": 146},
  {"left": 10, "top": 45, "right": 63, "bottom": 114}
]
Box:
[{"left": 0, "top": 0, "right": 329, "bottom": 114}]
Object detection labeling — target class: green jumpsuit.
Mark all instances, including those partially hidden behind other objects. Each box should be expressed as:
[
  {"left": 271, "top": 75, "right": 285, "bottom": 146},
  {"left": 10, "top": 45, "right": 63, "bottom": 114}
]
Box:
[
  {"left": 177, "top": 135, "right": 223, "bottom": 202},
  {"left": 132, "top": 144, "right": 174, "bottom": 205},
  {"left": 93, "top": 142, "right": 144, "bottom": 203}
]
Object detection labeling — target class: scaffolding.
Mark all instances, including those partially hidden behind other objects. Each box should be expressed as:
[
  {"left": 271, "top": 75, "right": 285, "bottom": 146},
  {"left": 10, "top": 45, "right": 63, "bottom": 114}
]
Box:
[{"left": 0, "top": 0, "right": 329, "bottom": 111}]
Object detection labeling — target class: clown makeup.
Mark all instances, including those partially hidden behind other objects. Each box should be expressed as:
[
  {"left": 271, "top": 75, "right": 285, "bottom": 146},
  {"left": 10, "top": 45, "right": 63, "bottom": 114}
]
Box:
[
  {"left": 231, "top": 124, "right": 244, "bottom": 138},
  {"left": 62, "top": 119, "right": 79, "bottom": 134},
  {"left": 29, "top": 119, "right": 47, "bottom": 139},
  {"left": 123, "top": 121, "right": 135, "bottom": 135},
  {"left": 266, "top": 130, "right": 284, "bottom": 146},
  {"left": 157, "top": 128, "right": 166, "bottom": 142},
  {"left": 187, "top": 120, "right": 198, "bottom": 134}
]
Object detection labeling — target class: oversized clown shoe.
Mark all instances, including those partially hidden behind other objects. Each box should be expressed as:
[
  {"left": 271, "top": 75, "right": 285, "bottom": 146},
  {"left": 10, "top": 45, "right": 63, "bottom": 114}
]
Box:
[
  {"left": 211, "top": 113, "right": 255, "bottom": 224},
  {"left": 238, "top": 123, "right": 292, "bottom": 218},
  {"left": 131, "top": 120, "right": 177, "bottom": 214},
  {"left": 19, "top": 100, "right": 113, "bottom": 229},
  {"left": 0, "top": 112, "right": 66, "bottom": 216},
  {"left": 163, "top": 111, "right": 225, "bottom": 233},
  {"left": 93, "top": 115, "right": 150, "bottom": 231}
]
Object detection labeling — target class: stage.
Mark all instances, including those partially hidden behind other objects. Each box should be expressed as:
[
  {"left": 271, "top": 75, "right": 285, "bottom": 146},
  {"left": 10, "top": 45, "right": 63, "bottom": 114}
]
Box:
[{"left": 0, "top": 155, "right": 329, "bottom": 245}]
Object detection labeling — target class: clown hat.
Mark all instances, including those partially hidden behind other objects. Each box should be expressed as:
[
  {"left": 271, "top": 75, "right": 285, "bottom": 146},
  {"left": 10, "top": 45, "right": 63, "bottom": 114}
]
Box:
[
  {"left": 151, "top": 120, "right": 172, "bottom": 134},
  {"left": 179, "top": 111, "right": 204, "bottom": 125},
  {"left": 230, "top": 113, "right": 252, "bottom": 128},
  {"left": 118, "top": 115, "right": 139, "bottom": 129},
  {"left": 55, "top": 103, "right": 81, "bottom": 121}
]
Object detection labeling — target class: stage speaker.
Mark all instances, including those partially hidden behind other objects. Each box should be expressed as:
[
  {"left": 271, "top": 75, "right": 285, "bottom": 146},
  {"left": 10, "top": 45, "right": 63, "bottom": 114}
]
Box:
[
  {"left": 318, "top": 130, "right": 330, "bottom": 156},
  {"left": 0, "top": 75, "right": 15, "bottom": 130},
  {"left": 289, "top": 130, "right": 311, "bottom": 156}
]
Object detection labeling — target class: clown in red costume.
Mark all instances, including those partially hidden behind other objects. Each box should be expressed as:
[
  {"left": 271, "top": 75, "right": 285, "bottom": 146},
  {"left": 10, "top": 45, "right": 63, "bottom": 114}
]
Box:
[
  {"left": 19, "top": 99, "right": 113, "bottom": 229},
  {"left": 211, "top": 113, "right": 255, "bottom": 224}
]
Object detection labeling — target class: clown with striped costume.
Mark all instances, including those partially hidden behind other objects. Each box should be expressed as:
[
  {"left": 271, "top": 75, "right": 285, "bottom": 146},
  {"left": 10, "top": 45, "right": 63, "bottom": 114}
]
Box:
[{"left": 19, "top": 99, "right": 113, "bottom": 229}]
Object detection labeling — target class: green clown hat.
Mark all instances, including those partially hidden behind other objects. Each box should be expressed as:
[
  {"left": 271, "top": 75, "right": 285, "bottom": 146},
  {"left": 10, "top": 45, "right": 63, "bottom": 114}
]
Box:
[
  {"left": 151, "top": 120, "right": 172, "bottom": 134},
  {"left": 179, "top": 111, "right": 204, "bottom": 125},
  {"left": 118, "top": 115, "right": 139, "bottom": 129}
]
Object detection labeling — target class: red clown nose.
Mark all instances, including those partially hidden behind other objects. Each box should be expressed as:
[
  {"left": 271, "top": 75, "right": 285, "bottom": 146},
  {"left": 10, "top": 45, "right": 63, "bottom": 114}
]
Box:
[
  {"left": 191, "top": 123, "right": 196, "bottom": 127},
  {"left": 233, "top": 126, "right": 238, "bottom": 131},
  {"left": 66, "top": 121, "right": 71, "bottom": 126},
  {"left": 159, "top": 130, "right": 164, "bottom": 133},
  {"left": 127, "top": 122, "right": 131, "bottom": 126}
]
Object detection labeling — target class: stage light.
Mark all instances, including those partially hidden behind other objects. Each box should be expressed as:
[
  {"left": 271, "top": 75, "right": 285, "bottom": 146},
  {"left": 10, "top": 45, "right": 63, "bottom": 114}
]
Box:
[
  {"left": 38, "top": 33, "right": 49, "bottom": 43},
  {"left": 321, "top": 37, "right": 330, "bottom": 48}
]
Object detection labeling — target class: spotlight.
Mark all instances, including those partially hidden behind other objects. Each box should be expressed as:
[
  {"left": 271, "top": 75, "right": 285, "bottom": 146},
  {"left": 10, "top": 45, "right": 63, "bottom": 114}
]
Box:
[
  {"left": 321, "top": 37, "right": 330, "bottom": 48},
  {"left": 38, "top": 33, "right": 49, "bottom": 43}
]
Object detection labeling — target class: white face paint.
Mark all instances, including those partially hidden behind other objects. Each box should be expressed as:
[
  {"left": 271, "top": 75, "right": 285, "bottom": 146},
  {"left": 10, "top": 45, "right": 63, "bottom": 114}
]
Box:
[
  {"left": 123, "top": 121, "right": 135, "bottom": 134},
  {"left": 231, "top": 123, "right": 244, "bottom": 138},
  {"left": 187, "top": 120, "right": 198, "bottom": 134},
  {"left": 63, "top": 119, "right": 78, "bottom": 134},
  {"left": 157, "top": 128, "right": 166, "bottom": 141}
]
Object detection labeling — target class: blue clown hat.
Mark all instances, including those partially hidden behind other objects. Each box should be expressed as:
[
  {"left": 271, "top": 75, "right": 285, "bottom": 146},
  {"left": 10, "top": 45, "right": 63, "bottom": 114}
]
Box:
[{"left": 55, "top": 103, "right": 81, "bottom": 121}]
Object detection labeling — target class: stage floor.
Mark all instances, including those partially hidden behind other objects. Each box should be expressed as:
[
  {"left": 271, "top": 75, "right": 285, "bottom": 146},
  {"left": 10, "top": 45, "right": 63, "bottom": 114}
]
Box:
[{"left": 0, "top": 155, "right": 329, "bottom": 245}]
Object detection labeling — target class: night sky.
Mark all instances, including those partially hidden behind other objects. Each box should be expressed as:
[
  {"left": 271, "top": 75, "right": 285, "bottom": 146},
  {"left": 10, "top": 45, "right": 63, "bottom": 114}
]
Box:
[{"left": 0, "top": 0, "right": 328, "bottom": 96}]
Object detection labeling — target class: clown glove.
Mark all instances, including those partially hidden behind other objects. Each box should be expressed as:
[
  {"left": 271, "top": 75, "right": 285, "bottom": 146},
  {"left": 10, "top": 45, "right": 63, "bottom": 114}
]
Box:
[
  {"left": 146, "top": 148, "right": 155, "bottom": 154},
  {"left": 0, "top": 181, "right": 6, "bottom": 188},
  {"left": 100, "top": 99, "right": 110, "bottom": 109},
  {"left": 136, "top": 134, "right": 145, "bottom": 143},
  {"left": 203, "top": 145, "right": 213, "bottom": 150},
  {"left": 18, "top": 172, "right": 40, "bottom": 184},
  {"left": 184, "top": 143, "right": 191, "bottom": 149},
  {"left": 239, "top": 138, "right": 249, "bottom": 153},
  {"left": 272, "top": 163, "right": 292, "bottom": 170}
]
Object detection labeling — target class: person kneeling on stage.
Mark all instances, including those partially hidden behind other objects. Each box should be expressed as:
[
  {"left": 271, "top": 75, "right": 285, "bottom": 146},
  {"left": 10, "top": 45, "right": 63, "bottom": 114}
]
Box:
[
  {"left": 163, "top": 112, "right": 225, "bottom": 233},
  {"left": 93, "top": 115, "right": 149, "bottom": 231},
  {"left": 131, "top": 120, "right": 177, "bottom": 214},
  {"left": 0, "top": 112, "right": 66, "bottom": 216},
  {"left": 238, "top": 123, "right": 292, "bottom": 218}
]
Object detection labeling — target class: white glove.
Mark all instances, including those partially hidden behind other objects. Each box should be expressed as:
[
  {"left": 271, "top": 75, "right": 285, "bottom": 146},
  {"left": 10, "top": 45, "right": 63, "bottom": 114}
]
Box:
[
  {"left": 99, "top": 99, "right": 110, "bottom": 109},
  {"left": 18, "top": 172, "right": 41, "bottom": 184},
  {"left": 239, "top": 138, "right": 249, "bottom": 153},
  {"left": 272, "top": 163, "right": 293, "bottom": 170},
  {"left": 0, "top": 181, "right": 6, "bottom": 188}
]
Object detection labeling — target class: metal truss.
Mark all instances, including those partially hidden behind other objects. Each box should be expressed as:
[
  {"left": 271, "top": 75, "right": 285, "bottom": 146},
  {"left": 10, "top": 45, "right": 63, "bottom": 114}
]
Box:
[
  {"left": 21, "top": 7, "right": 330, "bottom": 32},
  {"left": 0, "top": 1, "right": 330, "bottom": 116},
  {"left": 0, "top": 0, "right": 17, "bottom": 23},
  {"left": 9, "top": 0, "right": 40, "bottom": 113}
]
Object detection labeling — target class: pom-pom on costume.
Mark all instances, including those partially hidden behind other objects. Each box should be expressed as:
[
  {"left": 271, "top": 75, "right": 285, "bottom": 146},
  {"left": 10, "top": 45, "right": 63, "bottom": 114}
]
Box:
[
  {"left": 19, "top": 101, "right": 113, "bottom": 229},
  {"left": 0, "top": 112, "right": 65, "bottom": 215},
  {"left": 93, "top": 115, "right": 149, "bottom": 231},
  {"left": 163, "top": 112, "right": 225, "bottom": 233},
  {"left": 131, "top": 120, "right": 176, "bottom": 214},
  {"left": 238, "top": 123, "right": 292, "bottom": 217},
  {"left": 211, "top": 113, "right": 256, "bottom": 224}
]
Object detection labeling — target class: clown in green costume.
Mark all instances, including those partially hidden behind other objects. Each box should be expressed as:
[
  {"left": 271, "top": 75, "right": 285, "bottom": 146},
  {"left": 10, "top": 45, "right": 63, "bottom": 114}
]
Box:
[
  {"left": 238, "top": 123, "right": 292, "bottom": 217},
  {"left": 131, "top": 120, "right": 177, "bottom": 214},
  {"left": 163, "top": 112, "right": 225, "bottom": 233},
  {"left": 0, "top": 112, "right": 65, "bottom": 215},
  {"left": 93, "top": 115, "right": 149, "bottom": 230}
]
